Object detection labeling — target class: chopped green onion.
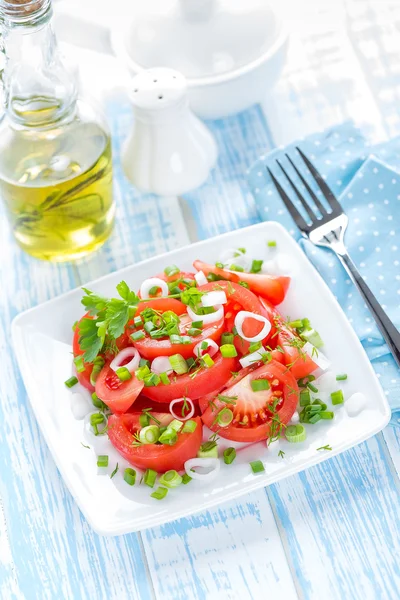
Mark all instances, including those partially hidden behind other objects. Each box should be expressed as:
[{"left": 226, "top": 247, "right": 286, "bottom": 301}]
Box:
[
  {"left": 248, "top": 341, "right": 262, "bottom": 353},
  {"left": 131, "top": 330, "right": 145, "bottom": 341},
  {"left": 223, "top": 447, "right": 236, "bottom": 464},
  {"left": 250, "top": 259, "right": 263, "bottom": 273},
  {"left": 306, "top": 404, "right": 322, "bottom": 413},
  {"left": 186, "top": 328, "right": 200, "bottom": 337},
  {"left": 138, "top": 359, "right": 150, "bottom": 369},
  {"left": 164, "top": 264, "right": 180, "bottom": 277},
  {"left": 300, "top": 389, "right": 311, "bottom": 406},
  {"left": 159, "top": 470, "right": 182, "bottom": 488},
  {"left": 331, "top": 390, "right": 344, "bottom": 405},
  {"left": 169, "top": 285, "right": 182, "bottom": 295},
  {"left": 143, "top": 468, "right": 157, "bottom": 488},
  {"left": 191, "top": 320, "right": 203, "bottom": 329},
  {"left": 90, "top": 356, "right": 105, "bottom": 386},
  {"left": 298, "top": 374, "right": 315, "bottom": 387},
  {"left": 168, "top": 419, "right": 183, "bottom": 433},
  {"left": 124, "top": 468, "right": 136, "bottom": 485},
  {"left": 250, "top": 460, "right": 265, "bottom": 474},
  {"left": 144, "top": 321, "right": 155, "bottom": 334},
  {"left": 110, "top": 463, "right": 119, "bottom": 479},
  {"left": 182, "top": 278, "right": 196, "bottom": 288},
  {"left": 182, "top": 419, "right": 198, "bottom": 433},
  {"left": 150, "top": 486, "right": 168, "bottom": 500},
  {"left": 288, "top": 319, "right": 303, "bottom": 329},
  {"left": 170, "top": 334, "right": 183, "bottom": 345},
  {"left": 217, "top": 407, "right": 233, "bottom": 427},
  {"left": 238, "top": 281, "right": 249, "bottom": 289},
  {"left": 97, "top": 455, "right": 108, "bottom": 468},
  {"left": 229, "top": 264, "right": 244, "bottom": 272},
  {"left": 150, "top": 329, "right": 166, "bottom": 340},
  {"left": 207, "top": 273, "right": 222, "bottom": 282},
  {"left": 182, "top": 473, "right": 192, "bottom": 484},
  {"left": 136, "top": 365, "right": 151, "bottom": 380},
  {"left": 139, "top": 425, "right": 160, "bottom": 444},
  {"left": 143, "top": 373, "right": 161, "bottom": 387},
  {"left": 237, "top": 247, "right": 246, "bottom": 254},
  {"left": 220, "top": 344, "right": 238, "bottom": 358},
  {"left": 198, "top": 441, "right": 218, "bottom": 458},
  {"left": 169, "top": 354, "right": 189, "bottom": 375},
  {"left": 307, "top": 382, "right": 318, "bottom": 393},
  {"left": 180, "top": 335, "right": 192, "bottom": 345},
  {"left": 159, "top": 429, "right": 178, "bottom": 446},
  {"left": 185, "top": 358, "right": 196, "bottom": 370},
  {"left": 221, "top": 332, "right": 234, "bottom": 345},
  {"left": 267, "top": 240, "right": 277, "bottom": 247},
  {"left": 164, "top": 311, "right": 180, "bottom": 324},
  {"left": 73, "top": 355, "right": 85, "bottom": 373},
  {"left": 336, "top": 373, "right": 348, "bottom": 381},
  {"left": 285, "top": 424, "right": 306, "bottom": 443},
  {"left": 202, "top": 353, "right": 214, "bottom": 368},
  {"left": 91, "top": 392, "right": 104, "bottom": 409},
  {"left": 251, "top": 379, "right": 270, "bottom": 392},
  {"left": 309, "top": 413, "right": 322, "bottom": 424},
  {"left": 215, "top": 261, "right": 224, "bottom": 268},
  {"left": 148, "top": 286, "right": 160, "bottom": 296},
  {"left": 64, "top": 376, "right": 78, "bottom": 388},
  {"left": 139, "top": 413, "right": 150, "bottom": 427},
  {"left": 90, "top": 413, "right": 105, "bottom": 426},
  {"left": 133, "top": 316, "right": 143, "bottom": 327},
  {"left": 320, "top": 411, "right": 334, "bottom": 419},
  {"left": 299, "top": 409, "right": 309, "bottom": 423},
  {"left": 302, "top": 318, "right": 311, "bottom": 330},
  {"left": 116, "top": 367, "right": 132, "bottom": 381},
  {"left": 200, "top": 341, "right": 208, "bottom": 350},
  {"left": 160, "top": 372, "right": 170, "bottom": 385},
  {"left": 301, "top": 329, "right": 324, "bottom": 349},
  {"left": 312, "top": 399, "right": 327, "bottom": 410}
]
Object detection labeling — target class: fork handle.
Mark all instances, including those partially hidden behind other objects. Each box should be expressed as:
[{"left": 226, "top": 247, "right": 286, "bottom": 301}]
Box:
[{"left": 337, "top": 251, "right": 400, "bottom": 369}]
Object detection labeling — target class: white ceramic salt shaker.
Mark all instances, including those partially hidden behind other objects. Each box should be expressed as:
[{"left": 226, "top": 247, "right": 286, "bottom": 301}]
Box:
[{"left": 121, "top": 68, "right": 218, "bottom": 196}]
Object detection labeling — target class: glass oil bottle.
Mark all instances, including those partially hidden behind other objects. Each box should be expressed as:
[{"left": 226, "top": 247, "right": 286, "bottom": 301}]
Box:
[{"left": 0, "top": 0, "right": 115, "bottom": 261}]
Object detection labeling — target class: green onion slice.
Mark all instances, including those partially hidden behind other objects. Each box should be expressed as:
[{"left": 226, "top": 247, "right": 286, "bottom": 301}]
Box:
[
  {"left": 139, "top": 425, "right": 160, "bottom": 444},
  {"left": 150, "top": 486, "right": 168, "bottom": 500},
  {"left": 285, "top": 424, "right": 306, "bottom": 443},
  {"left": 64, "top": 376, "right": 78, "bottom": 388},
  {"left": 143, "top": 468, "right": 157, "bottom": 488},
  {"left": 223, "top": 447, "right": 236, "bottom": 465},
  {"left": 159, "top": 470, "right": 182, "bottom": 488},
  {"left": 250, "top": 460, "right": 265, "bottom": 474},
  {"left": 124, "top": 468, "right": 136, "bottom": 486}
]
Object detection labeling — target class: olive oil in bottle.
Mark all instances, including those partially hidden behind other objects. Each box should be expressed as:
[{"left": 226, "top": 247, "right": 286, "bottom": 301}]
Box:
[{"left": 0, "top": 0, "right": 115, "bottom": 261}]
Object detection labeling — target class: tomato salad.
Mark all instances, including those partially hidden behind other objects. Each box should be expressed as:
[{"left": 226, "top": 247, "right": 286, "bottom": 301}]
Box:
[{"left": 67, "top": 249, "right": 337, "bottom": 500}]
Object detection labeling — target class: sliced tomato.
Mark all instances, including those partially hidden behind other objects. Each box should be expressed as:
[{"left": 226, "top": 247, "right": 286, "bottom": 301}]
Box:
[
  {"left": 108, "top": 413, "right": 203, "bottom": 472},
  {"left": 135, "top": 298, "right": 188, "bottom": 317},
  {"left": 200, "top": 360, "right": 298, "bottom": 443},
  {"left": 277, "top": 331, "right": 318, "bottom": 379},
  {"left": 132, "top": 301, "right": 224, "bottom": 360},
  {"left": 95, "top": 363, "right": 144, "bottom": 413},
  {"left": 72, "top": 314, "right": 95, "bottom": 391},
  {"left": 194, "top": 260, "right": 290, "bottom": 305},
  {"left": 142, "top": 354, "right": 238, "bottom": 403},
  {"left": 157, "top": 271, "right": 196, "bottom": 287}
]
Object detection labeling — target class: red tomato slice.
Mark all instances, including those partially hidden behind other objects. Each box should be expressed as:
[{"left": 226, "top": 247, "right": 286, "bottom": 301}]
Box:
[
  {"left": 200, "top": 360, "right": 298, "bottom": 443},
  {"left": 108, "top": 413, "right": 203, "bottom": 472},
  {"left": 142, "top": 355, "right": 238, "bottom": 403},
  {"left": 72, "top": 314, "right": 95, "bottom": 391},
  {"left": 194, "top": 260, "right": 290, "bottom": 305},
  {"left": 95, "top": 363, "right": 144, "bottom": 413},
  {"left": 157, "top": 271, "right": 196, "bottom": 287},
  {"left": 132, "top": 300, "right": 224, "bottom": 360},
  {"left": 258, "top": 297, "right": 318, "bottom": 378},
  {"left": 135, "top": 298, "right": 188, "bottom": 317}
]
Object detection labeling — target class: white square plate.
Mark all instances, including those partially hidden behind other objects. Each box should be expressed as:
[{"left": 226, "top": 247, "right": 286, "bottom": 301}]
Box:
[{"left": 12, "top": 222, "right": 391, "bottom": 535}]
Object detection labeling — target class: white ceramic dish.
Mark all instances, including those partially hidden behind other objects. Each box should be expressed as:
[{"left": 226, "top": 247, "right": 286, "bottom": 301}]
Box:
[{"left": 12, "top": 222, "right": 390, "bottom": 535}]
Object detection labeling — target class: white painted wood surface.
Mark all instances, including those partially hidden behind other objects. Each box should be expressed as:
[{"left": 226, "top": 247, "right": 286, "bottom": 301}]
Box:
[{"left": 1, "top": 1, "right": 400, "bottom": 599}]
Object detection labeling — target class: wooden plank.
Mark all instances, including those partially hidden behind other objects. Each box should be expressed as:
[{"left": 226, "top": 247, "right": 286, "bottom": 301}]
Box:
[
  {"left": 0, "top": 220, "right": 154, "bottom": 600},
  {"left": 268, "top": 435, "right": 400, "bottom": 600},
  {"left": 142, "top": 492, "right": 298, "bottom": 600}
]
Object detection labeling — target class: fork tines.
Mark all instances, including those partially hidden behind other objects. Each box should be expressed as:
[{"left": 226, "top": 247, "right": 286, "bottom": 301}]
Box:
[{"left": 266, "top": 148, "right": 343, "bottom": 233}]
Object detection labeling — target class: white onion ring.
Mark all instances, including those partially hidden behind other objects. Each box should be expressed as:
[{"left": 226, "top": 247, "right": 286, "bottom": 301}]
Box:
[
  {"left": 184, "top": 457, "right": 221, "bottom": 482},
  {"left": 110, "top": 347, "right": 140, "bottom": 373},
  {"left": 201, "top": 291, "right": 227, "bottom": 307},
  {"left": 140, "top": 277, "right": 169, "bottom": 299},
  {"left": 151, "top": 356, "right": 173, "bottom": 375},
  {"left": 303, "top": 342, "right": 330, "bottom": 371},
  {"left": 239, "top": 347, "right": 265, "bottom": 368},
  {"left": 187, "top": 304, "right": 224, "bottom": 325},
  {"left": 193, "top": 338, "right": 219, "bottom": 359},
  {"left": 169, "top": 397, "right": 195, "bottom": 421},
  {"left": 194, "top": 270, "right": 208, "bottom": 286},
  {"left": 219, "top": 248, "right": 251, "bottom": 271},
  {"left": 234, "top": 311, "right": 271, "bottom": 342}
]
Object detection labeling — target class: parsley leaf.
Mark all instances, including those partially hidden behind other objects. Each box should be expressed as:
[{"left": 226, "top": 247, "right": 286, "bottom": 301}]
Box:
[
  {"left": 106, "top": 299, "right": 130, "bottom": 339},
  {"left": 81, "top": 288, "right": 108, "bottom": 315},
  {"left": 78, "top": 318, "right": 104, "bottom": 363}
]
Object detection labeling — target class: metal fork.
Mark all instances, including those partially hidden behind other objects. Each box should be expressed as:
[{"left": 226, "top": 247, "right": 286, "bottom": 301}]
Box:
[{"left": 267, "top": 148, "right": 400, "bottom": 369}]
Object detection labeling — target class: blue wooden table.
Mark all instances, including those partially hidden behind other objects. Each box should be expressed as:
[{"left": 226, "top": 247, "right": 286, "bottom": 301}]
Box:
[{"left": 1, "top": 1, "right": 400, "bottom": 598}]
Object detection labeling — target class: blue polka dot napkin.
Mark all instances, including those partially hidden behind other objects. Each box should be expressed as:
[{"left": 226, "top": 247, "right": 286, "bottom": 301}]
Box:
[{"left": 247, "top": 122, "right": 400, "bottom": 414}]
